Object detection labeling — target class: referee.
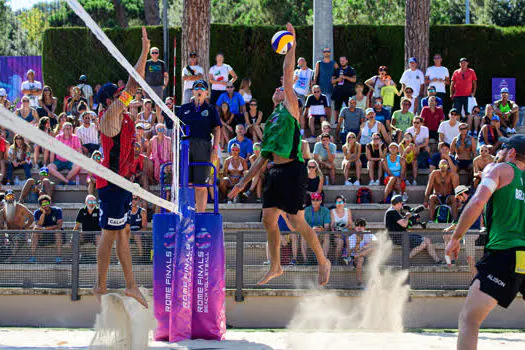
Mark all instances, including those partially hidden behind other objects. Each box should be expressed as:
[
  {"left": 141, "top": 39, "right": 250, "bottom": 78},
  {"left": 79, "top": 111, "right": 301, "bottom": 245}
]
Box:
[{"left": 177, "top": 80, "right": 221, "bottom": 212}]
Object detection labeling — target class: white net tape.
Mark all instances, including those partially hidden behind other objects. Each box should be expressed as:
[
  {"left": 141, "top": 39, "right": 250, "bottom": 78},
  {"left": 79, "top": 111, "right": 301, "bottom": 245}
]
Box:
[{"left": 0, "top": 107, "right": 177, "bottom": 213}]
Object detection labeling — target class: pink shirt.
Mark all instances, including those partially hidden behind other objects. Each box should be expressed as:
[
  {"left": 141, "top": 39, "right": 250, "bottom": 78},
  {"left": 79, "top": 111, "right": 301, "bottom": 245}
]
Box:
[{"left": 55, "top": 134, "right": 81, "bottom": 161}]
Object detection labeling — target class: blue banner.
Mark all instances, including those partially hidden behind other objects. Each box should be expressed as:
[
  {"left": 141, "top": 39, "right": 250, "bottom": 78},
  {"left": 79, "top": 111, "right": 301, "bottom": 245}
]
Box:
[
  {"left": 492, "top": 78, "right": 516, "bottom": 103},
  {"left": 0, "top": 56, "right": 42, "bottom": 106}
]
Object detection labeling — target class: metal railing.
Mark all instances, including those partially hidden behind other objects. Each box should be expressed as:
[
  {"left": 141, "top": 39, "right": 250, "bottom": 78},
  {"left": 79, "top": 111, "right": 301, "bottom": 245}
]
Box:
[{"left": 0, "top": 229, "right": 485, "bottom": 302}]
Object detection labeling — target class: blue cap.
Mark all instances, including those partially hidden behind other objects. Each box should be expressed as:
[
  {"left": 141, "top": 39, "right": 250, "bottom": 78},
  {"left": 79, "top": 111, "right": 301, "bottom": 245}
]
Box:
[
  {"left": 192, "top": 80, "right": 208, "bottom": 90},
  {"left": 500, "top": 87, "right": 509, "bottom": 94},
  {"left": 40, "top": 166, "right": 49, "bottom": 174},
  {"left": 491, "top": 115, "right": 500, "bottom": 121},
  {"left": 79, "top": 75, "right": 87, "bottom": 82},
  {"left": 408, "top": 57, "right": 417, "bottom": 63},
  {"left": 5, "top": 189, "right": 13, "bottom": 196}
]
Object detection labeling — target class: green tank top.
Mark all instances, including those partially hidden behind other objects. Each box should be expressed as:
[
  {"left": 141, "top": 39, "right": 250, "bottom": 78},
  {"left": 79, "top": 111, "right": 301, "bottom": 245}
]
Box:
[
  {"left": 485, "top": 162, "right": 525, "bottom": 250},
  {"left": 261, "top": 103, "right": 303, "bottom": 162}
]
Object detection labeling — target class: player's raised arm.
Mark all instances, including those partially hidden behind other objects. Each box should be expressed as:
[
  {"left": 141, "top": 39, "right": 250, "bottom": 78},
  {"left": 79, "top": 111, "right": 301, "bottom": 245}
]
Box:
[
  {"left": 100, "top": 27, "right": 150, "bottom": 137},
  {"left": 282, "top": 23, "right": 300, "bottom": 120}
]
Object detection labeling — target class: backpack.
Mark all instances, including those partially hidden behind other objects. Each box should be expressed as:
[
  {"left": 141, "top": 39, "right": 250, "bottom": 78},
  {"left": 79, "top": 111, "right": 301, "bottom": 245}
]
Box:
[
  {"left": 435, "top": 205, "right": 453, "bottom": 223},
  {"left": 356, "top": 187, "right": 373, "bottom": 204}
]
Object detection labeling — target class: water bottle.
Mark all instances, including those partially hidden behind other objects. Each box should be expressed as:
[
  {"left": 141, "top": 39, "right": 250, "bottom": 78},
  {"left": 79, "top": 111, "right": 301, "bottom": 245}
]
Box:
[
  {"left": 14, "top": 176, "right": 20, "bottom": 186},
  {"left": 75, "top": 175, "right": 80, "bottom": 186},
  {"left": 325, "top": 175, "right": 329, "bottom": 185}
]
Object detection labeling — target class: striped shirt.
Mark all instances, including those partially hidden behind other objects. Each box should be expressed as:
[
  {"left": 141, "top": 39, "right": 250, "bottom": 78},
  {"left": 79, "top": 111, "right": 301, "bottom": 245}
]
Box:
[{"left": 75, "top": 123, "right": 99, "bottom": 145}]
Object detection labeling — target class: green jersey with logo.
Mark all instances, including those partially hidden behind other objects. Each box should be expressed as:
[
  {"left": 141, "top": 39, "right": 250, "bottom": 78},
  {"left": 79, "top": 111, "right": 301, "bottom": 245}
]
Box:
[
  {"left": 485, "top": 162, "right": 525, "bottom": 250},
  {"left": 261, "top": 103, "right": 303, "bottom": 162}
]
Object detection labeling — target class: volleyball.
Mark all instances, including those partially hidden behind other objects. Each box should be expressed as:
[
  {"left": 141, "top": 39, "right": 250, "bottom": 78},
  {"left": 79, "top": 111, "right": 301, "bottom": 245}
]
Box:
[{"left": 271, "top": 30, "right": 294, "bottom": 55}]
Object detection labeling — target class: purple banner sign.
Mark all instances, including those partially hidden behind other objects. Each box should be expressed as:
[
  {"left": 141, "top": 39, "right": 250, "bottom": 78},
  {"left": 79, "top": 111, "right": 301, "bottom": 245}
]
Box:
[
  {"left": 492, "top": 78, "right": 516, "bottom": 103},
  {"left": 0, "top": 56, "right": 42, "bottom": 106}
]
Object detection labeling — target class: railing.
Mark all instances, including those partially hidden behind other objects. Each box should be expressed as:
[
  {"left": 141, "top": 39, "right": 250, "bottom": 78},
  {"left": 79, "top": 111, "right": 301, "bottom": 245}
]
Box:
[{"left": 0, "top": 229, "right": 485, "bottom": 302}]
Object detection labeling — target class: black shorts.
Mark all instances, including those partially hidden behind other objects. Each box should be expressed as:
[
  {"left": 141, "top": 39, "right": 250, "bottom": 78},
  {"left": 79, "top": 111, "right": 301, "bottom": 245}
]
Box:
[
  {"left": 263, "top": 160, "right": 307, "bottom": 215},
  {"left": 474, "top": 248, "right": 525, "bottom": 308},
  {"left": 457, "top": 159, "right": 472, "bottom": 171},
  {"left": 189, "top": 138, "right": 211, "bottom": 185},
  {"left": 98, "top": 184, "right": 132, "bottom": 231},
  {"left": 390, "top": 233, "right": 425, "bottom": 250}
]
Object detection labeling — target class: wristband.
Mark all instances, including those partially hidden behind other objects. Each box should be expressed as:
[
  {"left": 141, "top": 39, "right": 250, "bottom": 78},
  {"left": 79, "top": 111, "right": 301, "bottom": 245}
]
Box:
[
  {"left": 119, "top": 90, "right": 133, "bottom": 107},
  {"left": 213, "top": 145, "right": 219, "bottom": 150}
]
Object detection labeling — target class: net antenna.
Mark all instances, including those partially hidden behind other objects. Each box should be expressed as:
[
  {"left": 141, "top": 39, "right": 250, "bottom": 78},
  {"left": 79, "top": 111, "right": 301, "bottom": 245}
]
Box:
[{"left": 65, "top": 0, "right": 182, "bottom": 210}]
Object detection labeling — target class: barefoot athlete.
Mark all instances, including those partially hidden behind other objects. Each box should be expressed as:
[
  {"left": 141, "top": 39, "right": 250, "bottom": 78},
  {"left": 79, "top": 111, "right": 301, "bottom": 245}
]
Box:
[
  {"left": 229, "top": 23, "right": 331, "bottom": 286},
  {"left": 446, "top": 134, "right": 525, "bottom": 350},
  {"left": 92, "top": 27, "right": 150, "bottom": 308}
]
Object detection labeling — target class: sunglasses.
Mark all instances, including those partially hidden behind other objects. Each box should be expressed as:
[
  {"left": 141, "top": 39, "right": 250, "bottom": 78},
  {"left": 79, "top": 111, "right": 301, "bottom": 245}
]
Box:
[
  {"left": 349, "top": 136, "right": 356, "bottom": 139},
  {"left": 450, "top": 113, "right": 458, "bottom": 116},
  {"left": 439, "top": 164, "right": 448, "bottom": 168},
  {"left": 373, "top": 137, "right": 380, "bottom": 140},
  {"left": 250, "top": 103, "right": 257, "bottom": 106},
  {"left": 460, "top": 127, "right": 468, "bottom": 131},
  {"left": 194, "top": 86, "right": 206, "bottom": 91},
  {"left": 132, "top": 198, "right": 139, "bottom": 201},
  {"left": 87, "top": 200, "right": 97, "bottom": 205},
  {"left": 151, "top": 51, "right": 159, "bottom": 54},
  {"left": 39, "top": 171, "right": 49, "bottom": 176},
  {"left": 40, "top": 201, "right": 50, "bottom": 207},
  {"left": 480, "top": 150, "right": 489, "bottom": 153},
  {"left": 405, "top": 90, "right": 413, "bottom": 93},
  {"left": 335, "top": 200, "right": 344, "bottom": 204},
  {"left": 313, "top": 91, "right": 321, "bottom": 93},
  {"left": 93, "top": 156, "right": 101, "bottom": 160},
  {"left": 226, "top": 86, "right": 234, "bottom": 89},
  {"left": 428, "top": 89, "right": 436, "bottom": 92},
  {"left": 157, "top": 128, "right": 165, "bottom": 132},
  {"left": 379, "top": 68, "right": 387, "bottom": 72},
  {"left": 311, "top": 199, "right": 321, "bottom": 202},
  {"left": 307, "top": 165, "right": 316, "bottom": 169}
]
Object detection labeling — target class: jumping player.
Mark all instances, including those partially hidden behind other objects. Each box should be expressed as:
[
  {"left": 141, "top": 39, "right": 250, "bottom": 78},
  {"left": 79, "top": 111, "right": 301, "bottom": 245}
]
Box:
[
  {"left": 229, "top": 23, "right": 331, "bottom": 286},
  {"left": 91, "top": 27, "right": 150, "bottom": 308},
  {"left": 446, "top": 134, "right": 525, "bottom": 350}
]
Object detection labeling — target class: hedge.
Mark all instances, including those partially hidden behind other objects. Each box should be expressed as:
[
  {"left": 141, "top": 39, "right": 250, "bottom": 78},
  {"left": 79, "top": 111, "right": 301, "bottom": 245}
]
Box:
[{"left": 43, "top": 24, "right": 525, "bottom": 118}]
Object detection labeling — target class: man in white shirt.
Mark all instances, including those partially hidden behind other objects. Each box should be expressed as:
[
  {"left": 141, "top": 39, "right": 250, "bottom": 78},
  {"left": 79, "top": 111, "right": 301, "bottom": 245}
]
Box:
[
  {"left": 293, "top": 57, "right": 314, "bottom": 105},
  {"left": 20, "top": 69, "right": 42, "bottom": 108},
  {"left": 400, "top": 57, "right": 425, "bottom": 98},
  {"left": 75, "top": 112, "right": 100, "bottom": 156},
  {"left": 438, "top": 108, "right": 460, "bottom": 144},
  {"left": 406, "top": 116, "right": 430, "bottom": 154},
  {"left": 77, "top": 75, "right": 94, "bottom": 109},
  {"left": 208, "top": 52, "right": 237, "bottom": 105},
  {"left": 424, "top": 54, "right": 450, "bottom": 102},
  {"left": 182, "top": 52, "right": 204, "bottom": 104}
]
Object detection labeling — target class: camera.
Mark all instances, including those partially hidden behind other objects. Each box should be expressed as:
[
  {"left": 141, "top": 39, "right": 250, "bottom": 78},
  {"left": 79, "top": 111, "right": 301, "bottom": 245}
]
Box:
[{"left": 402, "top": 204, "right": 426, "bottom": 229}]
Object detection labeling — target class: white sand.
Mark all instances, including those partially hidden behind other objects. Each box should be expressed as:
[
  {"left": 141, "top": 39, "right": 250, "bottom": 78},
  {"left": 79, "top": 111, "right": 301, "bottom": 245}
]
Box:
[{"left": 1, "top": 328, "right": 525, "bottom": 349}]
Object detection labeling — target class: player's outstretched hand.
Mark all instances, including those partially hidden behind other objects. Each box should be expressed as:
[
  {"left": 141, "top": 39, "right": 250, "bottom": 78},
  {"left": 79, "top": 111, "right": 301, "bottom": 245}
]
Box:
[
  {"left": 228, "top": 182, "right": 244, "bottom": 200},
  {"left": 141, "top": 26, "right": 150, "bottom": 53},
  {"left": 445, "top": 237, "right": 461, "bottom": 262},
  {"left": 286, "top": 23, "right": 296, "bottom": 40}
]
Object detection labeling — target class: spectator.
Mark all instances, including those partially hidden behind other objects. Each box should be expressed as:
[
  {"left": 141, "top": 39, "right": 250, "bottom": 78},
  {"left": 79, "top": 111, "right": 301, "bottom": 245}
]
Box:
[
  {"left": 239, "top": 77, "right": 253, "bottom": 104},
  {"left": 330, "top": 195, "right": 353, "bottom": 263},
  {"left": 16, "top": 95, "right": 39, "bottom": 126},
  {"left": 366, "top": 132, "right": 387, "bottom": 186},
  {"left": 117, "top": 79, "right": 125, "bottom": 89},
  {"left": 20, "top": 69, "right": 42, "bottom": 108},
  {"left": 92, "top": 83, "right": 101, "bottom": 111},
  {"left": 20, "top": 166, "right": 55, "bottom": 204},
  {"left": 135, "top": 123, "right": 150, "bottom": 154},
  {"left": 7, "top": 134, "right": 31, "bottom": 184},
  {"left": 0, "top": 190, "right": 34, "bottom": 262},
  {"left": 450, "top": 57, "right": 477, "bottom": 118},
  {"left": 400, "top": 57, "right": 425, "bottom": 99},
  {"left": 216, "top": 83, "right": 246, "bottom": 126},
  {"left": 391, "top": 98, "right": 414, "bottom": 142},
  {"left": 346, "top": 218, "right": 376, "bottom": 287},
  {"left": 77, "top": 75, "right": 94, "bottom": 109},
  {"left": 54, "top": 113, "right": 68, "bottom": 136},
  {"left": 228, "top": 124, "right": 253, "bottom": 159},
  {"left": 129, "top": 88, "right": 144, "bottom": 120},
  {"left": 382, "top": 142, "right": 407, "bottom": 202},
  {"left": 0, "top": 88, "right": 11, "bottom": 109},
  {"left": 0, "top": 134, "right": 9, "bottom": 184},
  {"left": 87, "top": 151, "right": 103, "bottom": 196},
  {"left": 420, "top": 96, "right": 445, "bottom": 140},
  {"left": 430, "top": 142, "right": 457, "bottom": 173},
  {"left": 365, "top": 66, "right": 390, "bottom": 100},
  {"left": 424, "top": 159, "right": 459, "bottom": 221},
  {"left": 305, "top": 159, "right": 324, "bottom": 207},
  {"left": 482, "top": 104, "right": 496, "bottom": 126},
  {"left": 209, "top": 53, "right": 237, "bottom": 105},
  {"left": 494, "top": 87, "right": 519, "bottom": 134},
  {"left": 74, "top": 194, "right": 101, "bottom": 246},
  {"left": 342, "top": 132, "right": 362, "bottom": 186},
  {"left": 385, "top": 195, "right": 444, "bottom": 264},
  {"left": 402, "top": 86, "right": 418, "bottom": 115},
  {"left": 478, "top": 115, "right": 503, "bottom": 153},
  {"left": 182, "top": 52, "right": 204, "bottom": 104},
  {"left": 48, "top": 122, "right": 82, "bottom": 185},
  {"left": 372, "top": 96, "right": 391, "bottom": 132},
  {"left": 472, "top": 144, "right": 495, "bottom": 187},
  {"left": 425, "top": 53, "right": 450, "bottom": 102},
  {"left": 34, "top": 117, "right": 53, "bottom": 167},
  {"left": 293, "top": 57, "right": 314, "bottom": 105},
  {"left": 62, "top": 86, "right": 73, "bottom": 114},
  {"left": 380, "top": 76, "right": 400, "bottom": 111},
  {"left": 127, "top": 195, "right": 148, "bottom": 260},
  {"left": 75, "top": 111, "right": 100, "bottom": 156},
  {"left": 67, "top": 86, "right": 88, "bottom": 120},
  {"left": 469, "top": 105, "right": 482, "bottom": 136},
  {"left": 303, "top": 85, "right": 331, "bottom": 138},
  {"left": 243, "top": 143, "right": 263, "bottom": 202},
  {"left": 136, "top": 99, "right": 156, "bottom": 133},
  {"left": 314, "top": 47, "right": 338, "bottom": 104},
  {"left": 30, "top": 195, "right": 63, "bottom": 264},
  {"left": 313, "top": 133, "right": 337, "bottom": 185},
  {"left": 316, "top": 121, "right": 334, "bottom": 143},
  {"left": 359, "top": 108, "right": 390, "bottom": 145},
  {"left": 38, "top": 85, "right": 57, "bottom": 119},
  {"left": 450, "top": 123, "right": 477, "bottom": 177},
  {"left": 352, "top": 82, "right": 367, "bottom": 110},
  {"left": 176, "top": 80, "right": 221, "bottom": 212},
  {"left": 303, "top": 192, "right": 331, "bottom": 260},
  {"left": 219, "top": 102, "right": 235, "bottom": 148},
  {"left": 400, "top": 133, "right": 419, "bottom": 185},
  {"left": 220, "top": 143, "right": 248, "bottom": 203},
  {"left": 148, "top": 123, "right": 172, "bottom": 183},
  {"left": 145, "top": 46, "right": 168, "bottom": 100},
  {"left": 420, "top": 85, "right": 443, "bottom": 109},
  {"left": 331, "top": 55, "right": 357, "bottom": 121},
  {"left": 338, "top": 97, "right": 364, "bottom": 142},
  {"left": 439, "top": 109, "right": 461, "bottom": 144},
  {"left": 244, "top": 99, "right": 264, "bottom": 143}
]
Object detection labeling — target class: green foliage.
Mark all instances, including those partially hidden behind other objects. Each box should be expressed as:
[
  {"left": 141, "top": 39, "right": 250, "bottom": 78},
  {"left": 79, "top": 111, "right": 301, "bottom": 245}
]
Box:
[
  {"left": 0, "top": 1, "right": 34, "bottom": 55},
  {"left": 485, "top": 0, "right": 525, "bottom": 26},
  {"left": 43, "top": 24, "right": 525, "bottom": 118}
]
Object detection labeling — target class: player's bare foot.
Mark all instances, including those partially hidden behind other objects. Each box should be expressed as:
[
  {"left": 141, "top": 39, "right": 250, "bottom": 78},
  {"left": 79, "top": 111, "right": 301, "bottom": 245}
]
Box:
[
  {"left": 92, "top": 286, "right": 107, "bottom": 304},
  {"left": 257, "top": 266, "right": 284, "bottom": 285},
  {"left": 125, "top": 286, "right": 148, "bottom": 308},
  {"left": 318, "top": 260, "right": 331, "bottom": 286}
]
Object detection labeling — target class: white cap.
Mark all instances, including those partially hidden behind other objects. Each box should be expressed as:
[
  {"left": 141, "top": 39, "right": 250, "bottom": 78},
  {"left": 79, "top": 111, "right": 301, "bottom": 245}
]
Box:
[{"left": 0, "top": 88, "right": 6, "bottom": 97}]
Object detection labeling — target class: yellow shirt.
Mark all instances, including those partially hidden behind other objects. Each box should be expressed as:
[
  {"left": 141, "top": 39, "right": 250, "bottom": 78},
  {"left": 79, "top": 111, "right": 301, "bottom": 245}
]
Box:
[{"left": 381, "top": 85, "right": 398, "bottom": 107}]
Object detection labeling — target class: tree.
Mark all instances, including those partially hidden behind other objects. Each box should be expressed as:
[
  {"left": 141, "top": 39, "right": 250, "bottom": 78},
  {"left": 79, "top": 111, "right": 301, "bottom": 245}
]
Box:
[
  {"left": 1, "top": 1, "right": 34, "bottom": 55},
  {"left": 181, "top": 0, "right": 211, "bottom": 98},
  {"left": 405, "top": 0, "right": 430, "bottom": 73},
  {"left": 144, "top": 0, "right": 160, "bottom": 25},
  {"left": 113, "top": 0, "right": 129, "bottom": 27}
]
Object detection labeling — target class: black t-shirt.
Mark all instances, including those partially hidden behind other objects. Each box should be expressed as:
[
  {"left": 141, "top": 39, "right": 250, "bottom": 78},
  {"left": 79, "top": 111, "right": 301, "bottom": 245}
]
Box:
[
  {"left": 305, "top": 94, "right": 329, "bottom": 116},
  {"left": 76, "top": 206, "right": 101, "bottom": 232},
  {"left": 385, "top": 208, "right": 406, "bottom": 232},
  {"left": 176, "top": 102, "right": 222, "bottom": 141},
  {"left": 332, "top": 65, "right": 357, "bottom": 95},
  {"left": 145, "top": 60, "right": 167, "bottom": 86}
]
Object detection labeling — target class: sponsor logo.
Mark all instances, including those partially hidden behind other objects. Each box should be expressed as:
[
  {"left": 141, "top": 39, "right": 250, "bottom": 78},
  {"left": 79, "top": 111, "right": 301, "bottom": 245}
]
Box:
[
  {"left": 184, "top": 110, "right": 190, "bottom": 114},
  {"left": 201, "top": 110, "right": 209, "bottom": 117},
  {"left": 108, "top": 217, "right": 126, "bottom": 226},
  {"left": 515, "top": 189, "right": 524, "bottom": 201},
  {"left": 487, "top": 274, "right": 506, "bottom": 287}
]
